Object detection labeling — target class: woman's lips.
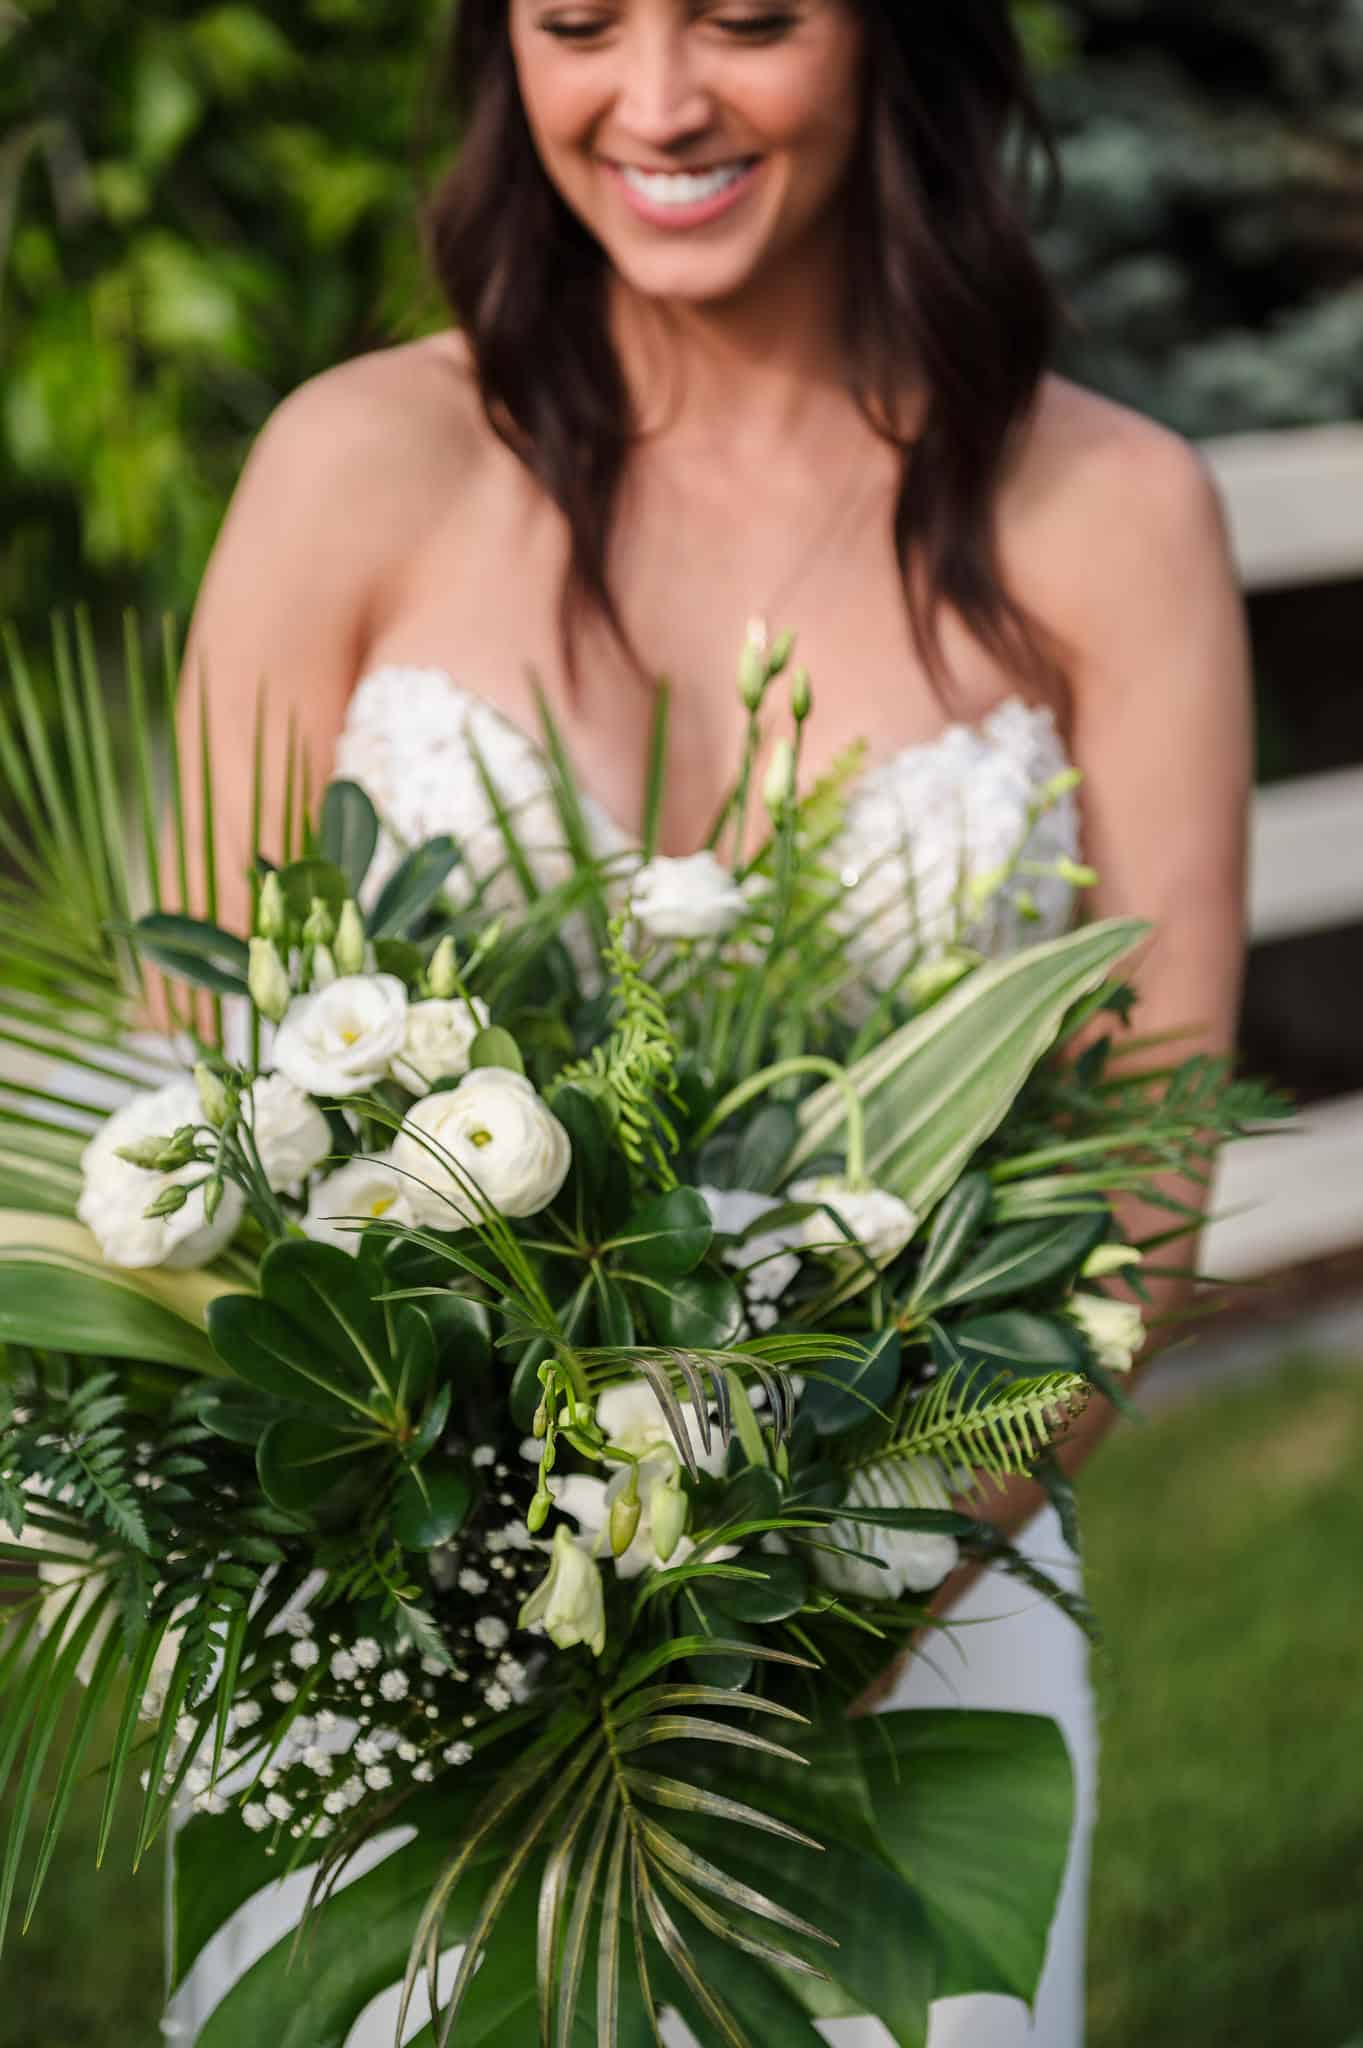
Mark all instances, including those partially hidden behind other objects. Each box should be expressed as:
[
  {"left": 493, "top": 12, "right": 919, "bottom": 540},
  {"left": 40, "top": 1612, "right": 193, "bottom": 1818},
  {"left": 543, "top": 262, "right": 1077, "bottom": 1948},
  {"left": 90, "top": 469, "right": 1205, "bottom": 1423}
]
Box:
[{"left": 605, "top": 156, "right": 762, "bottom": 230}]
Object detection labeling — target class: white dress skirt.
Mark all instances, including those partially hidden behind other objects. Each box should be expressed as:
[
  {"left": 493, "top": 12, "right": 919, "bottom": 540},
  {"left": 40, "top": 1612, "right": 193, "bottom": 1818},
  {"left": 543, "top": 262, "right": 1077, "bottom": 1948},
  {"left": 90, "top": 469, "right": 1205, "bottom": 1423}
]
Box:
[{"left": 163, "top": 675, "right": 1095, "bottom": 2045}]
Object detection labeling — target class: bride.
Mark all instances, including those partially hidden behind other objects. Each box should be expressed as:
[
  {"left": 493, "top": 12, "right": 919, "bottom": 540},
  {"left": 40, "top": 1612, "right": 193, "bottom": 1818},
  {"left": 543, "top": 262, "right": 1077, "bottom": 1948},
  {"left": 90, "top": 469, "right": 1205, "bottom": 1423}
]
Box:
[{"left": 161, "top": 1, "right": 1249, "bottom": 2042}]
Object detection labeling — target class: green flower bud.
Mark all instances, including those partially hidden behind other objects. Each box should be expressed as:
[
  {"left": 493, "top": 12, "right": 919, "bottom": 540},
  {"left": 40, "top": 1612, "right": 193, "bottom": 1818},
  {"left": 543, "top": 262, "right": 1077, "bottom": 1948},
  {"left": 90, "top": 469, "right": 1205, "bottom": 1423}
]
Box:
[
  {"left": 116, "top": 1134, "right": 176, "bottom": 1171},
  {"left": 737, "top": 634, "right": 768, "bottom": 711},
  {"left": 762, "top": 738, "right": 796, "bottom": 820},
  {"left": 427, "top": 934, "right": 460, "bottom": 1000},
  {"left": 650, "top": 1476, "right": 688, "bottom": 1564},
  {"left": 1015, "top": 889, "right": 1041, "bottom": 924},
  {"left": 526, "top": 1488, "right": 552, "bottom": 1535},
  {"left": 609, "top": 1489, "right": 642, "bottom": 1558},
  {"left": 194, "top": 1062, "right": 231, "bottom": 1130},
  {"left": 541, "top": 1434, "right": 557, "bottom": 1474},
  {"left": 532, "top": 1399, "right": 550, "bottom": 1440},
  {"left": 1042, "top": 767, "right": 1083, "bottom": 803},
  {"left": 1082, "top": 1243, "right": 1143, "bottom": 1279},
  {"left": 790, "top": 665, "right": 812, "bottom": 722},
  {"left": 203, "top": 1178, "right": 226, "bottom": 1224},
  {"left": 309, "top": 942, "right": 337, "bottom": 989},
  {"left": 248, "top": 938, "right": 291, "bottom": 1024},
  {"left": 144, "top": 1183, "right": 189, "bottom": 1220},
  {"left": 256, "top": 870, "right": 287, "bottom": 941},
  {"left": 302, "top": 895, "right": 334, "bottom": 948},
  {"left": 334, "top": 900, "right": 366, "bottom": 977},
  {"left": 766, "top": 629, "right": 795, "bottom": 679},
  {"left": 1055, "top": 857, "right": 1099, "bottom": 891}
]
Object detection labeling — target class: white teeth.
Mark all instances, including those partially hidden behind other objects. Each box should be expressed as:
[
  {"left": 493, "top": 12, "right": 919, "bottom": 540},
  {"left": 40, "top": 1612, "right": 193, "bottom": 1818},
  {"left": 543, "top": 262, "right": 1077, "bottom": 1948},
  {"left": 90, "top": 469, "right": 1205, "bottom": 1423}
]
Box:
[{"left": 618, "top": 161, "right": 750, "bottom": 208}]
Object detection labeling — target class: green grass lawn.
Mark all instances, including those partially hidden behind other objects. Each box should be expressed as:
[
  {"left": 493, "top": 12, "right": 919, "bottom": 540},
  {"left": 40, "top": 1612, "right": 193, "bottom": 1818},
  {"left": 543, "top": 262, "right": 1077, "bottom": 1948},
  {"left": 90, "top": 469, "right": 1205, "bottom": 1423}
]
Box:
[{"left": 2, "top": 1356, "right": 1361, "bottom": 2047}]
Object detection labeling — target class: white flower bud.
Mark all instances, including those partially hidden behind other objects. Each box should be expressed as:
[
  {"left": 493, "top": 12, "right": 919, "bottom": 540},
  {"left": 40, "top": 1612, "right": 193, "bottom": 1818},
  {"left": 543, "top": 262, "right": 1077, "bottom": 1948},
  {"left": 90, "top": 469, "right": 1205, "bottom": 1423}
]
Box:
[
  {"left": 649, "top": 1476, "right": 688, "bottom": 1565},
  {"left": 248, "top": 938, "right": 292, "bottom": 1024},
  {"left": 427, "top": 935, "right": 460, "bottom": 1000},
  {"left": 1082, "top": 1243, "right": 1143, "bottom": 1280},
  {"left": 790, "top": 666, "right": 812, "bottom": 722},
  {"left": 762, "top": 738, "right": 796, "bottom": 820},
  {"left": 302, "top": 896, "right": 335, "bottom": 948},
  {"left": 193, "top": 1063, "right": 231, "bottom": 1130},
  {"left": 334, "top": 899, "right": 367, "bottom": 977},
  {"left": 310, "top": 942, "right": 338, "bottom": 989},
  {"left": 256, "top": 871, "right": 287, "bottom": 941}
]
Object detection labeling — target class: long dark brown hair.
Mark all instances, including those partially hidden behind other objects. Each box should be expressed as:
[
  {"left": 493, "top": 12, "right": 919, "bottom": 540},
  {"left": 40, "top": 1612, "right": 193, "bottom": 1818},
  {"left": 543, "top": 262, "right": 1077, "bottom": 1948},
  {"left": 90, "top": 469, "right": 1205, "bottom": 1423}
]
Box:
[{"left": 426, "top": 0, "right": 1066, "bottom": 707}]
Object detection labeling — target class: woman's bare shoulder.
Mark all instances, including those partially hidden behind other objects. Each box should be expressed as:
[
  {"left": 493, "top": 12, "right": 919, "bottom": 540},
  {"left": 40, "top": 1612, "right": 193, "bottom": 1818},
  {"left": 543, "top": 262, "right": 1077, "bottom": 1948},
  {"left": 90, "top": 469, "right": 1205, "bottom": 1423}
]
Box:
[
  {"left": 1010, "top": 377, "right": 1229, "bottom": 606},
  {"left": 246, "top": 331, "right": 490, "bottom": 518}
]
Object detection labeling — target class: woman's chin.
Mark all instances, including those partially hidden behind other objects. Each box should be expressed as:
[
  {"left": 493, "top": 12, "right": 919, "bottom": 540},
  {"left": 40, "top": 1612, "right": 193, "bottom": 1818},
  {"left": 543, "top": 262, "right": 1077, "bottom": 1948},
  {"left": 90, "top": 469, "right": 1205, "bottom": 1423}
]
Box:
[{"left": 606, "top": 240, "right": 774, "bottom": 311}]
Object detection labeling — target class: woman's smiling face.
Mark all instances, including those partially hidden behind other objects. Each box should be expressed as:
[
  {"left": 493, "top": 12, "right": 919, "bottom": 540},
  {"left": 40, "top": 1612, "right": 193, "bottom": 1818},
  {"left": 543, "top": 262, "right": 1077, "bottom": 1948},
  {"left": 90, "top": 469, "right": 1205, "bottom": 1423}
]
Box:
[{"left": 509, "top": 0, "right": 866, "bottom": 305}]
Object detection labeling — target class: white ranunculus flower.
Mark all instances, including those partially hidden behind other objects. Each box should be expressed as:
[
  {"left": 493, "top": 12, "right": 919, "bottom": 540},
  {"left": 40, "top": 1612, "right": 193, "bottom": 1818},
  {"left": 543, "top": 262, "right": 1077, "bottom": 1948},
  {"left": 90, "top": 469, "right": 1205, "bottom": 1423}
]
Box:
[
  {"left": 1069, "top": 1292, "right": 1144, "bottom": 1374},
  {"left": 303, "top": 1153, "right": 414, "bottom": 1253},
  {"left": 815, "top": 1457, "right": 960, "bottom": 1601},
  {"left": 788, "top": 1176, "right": 917, "bottom": 1266},
  {"left": 390, "top": 997, "right": 491, "bottom": 1094},
  {"left": 518, "top": 1524, "right": 607, "bottom": 1655},
  {"left": 77, "top": 1080, "right": 243, "bottom": 1270},
  {"left": 271, "top": 974, "right": 409, "bottom": 1098},
  {"left": 630, "top": 851, "right": 749, "bottom": 943},
  {"left": 246, "top": 1073, "right": 332, "bottom": 1195},
  {"left": 389, "top": 1068, "right": 571, "bottom": 1226}
]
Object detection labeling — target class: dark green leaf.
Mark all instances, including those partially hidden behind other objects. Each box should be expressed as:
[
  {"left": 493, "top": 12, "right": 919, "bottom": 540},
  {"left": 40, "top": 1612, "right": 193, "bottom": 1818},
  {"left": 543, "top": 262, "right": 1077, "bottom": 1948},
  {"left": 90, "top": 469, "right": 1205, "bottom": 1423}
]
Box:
[
  {"left": 373, "top": 937, "right": 425, "bottom": 986},
  {"left": 259, "top": 1239, "right": 392, "bottom": 1390},
  {"left": 637, "top": 1270, "right": 744, "bottom": 1350},
  {"left": 707, "top": 1552, "right": 807, "bottom": 1624},
  {"left": 548, "top": 1084, "right": 611, "bottom": 1215},
  {"left": 800, "top": 1328, "right": 900, "bottom": 1437},
  {"left": 368, "top": 836, "right": 460, "bottom": 941},
  {"left": 936, "top": 1213, "right": 1109, "bottom": 1310},
  {"left": 934, "top": 1311, "right": 1087, "bottom": 1380},
  {"left": 257, "top": 1417, "right": 355, "bottom": 1512},
  {"left": 729, "top": 1103, "right": 798, "bottom": 1195},
  {"left": 278, "top": 857, "right": 348, "bottom": 922},
  {"left": 131, "top": 911, "right": 250, "bottom": 994},
  {"left": 319, "top": 780, "right": 379, "bottom": 896},
  {"left": 605, "top": 1186, "right": 713, "bottom": 1279},
  {"left": 392, "top": 1463, "right": 472, "bottom": 1549},
  {"left": 593, "top": 1268, "right": 636, "bottom": 1347}
]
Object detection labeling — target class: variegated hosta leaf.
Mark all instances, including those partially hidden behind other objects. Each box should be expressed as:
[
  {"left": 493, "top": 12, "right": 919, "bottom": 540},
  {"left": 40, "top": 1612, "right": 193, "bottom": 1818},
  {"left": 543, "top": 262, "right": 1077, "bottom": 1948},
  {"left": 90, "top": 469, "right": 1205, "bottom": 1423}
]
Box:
[{"left": 789, "top": 918, "right": 1148, "bottom": 1211}]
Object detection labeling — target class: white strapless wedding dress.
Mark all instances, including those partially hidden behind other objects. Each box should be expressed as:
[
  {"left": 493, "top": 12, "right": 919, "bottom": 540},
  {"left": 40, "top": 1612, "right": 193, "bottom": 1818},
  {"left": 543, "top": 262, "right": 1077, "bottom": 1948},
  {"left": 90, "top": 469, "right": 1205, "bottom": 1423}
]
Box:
[{"left": 162, "top": 670, "right": 1095, "bottom": 2048}]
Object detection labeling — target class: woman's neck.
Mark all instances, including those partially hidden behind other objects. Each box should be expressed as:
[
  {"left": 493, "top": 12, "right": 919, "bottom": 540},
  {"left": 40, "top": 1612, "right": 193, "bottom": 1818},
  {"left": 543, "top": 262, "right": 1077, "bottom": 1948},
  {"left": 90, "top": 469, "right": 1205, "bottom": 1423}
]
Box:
[{"left": 607, "top": 219, "right": 860, "bottom": 462}]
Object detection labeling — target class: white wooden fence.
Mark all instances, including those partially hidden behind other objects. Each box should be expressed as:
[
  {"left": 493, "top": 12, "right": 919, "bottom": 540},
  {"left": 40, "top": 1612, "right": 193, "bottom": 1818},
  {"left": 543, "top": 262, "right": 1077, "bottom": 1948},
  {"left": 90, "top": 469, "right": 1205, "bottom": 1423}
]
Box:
[{"left": 1200, "top": 426, "right": 1363, "bottom": 1279}]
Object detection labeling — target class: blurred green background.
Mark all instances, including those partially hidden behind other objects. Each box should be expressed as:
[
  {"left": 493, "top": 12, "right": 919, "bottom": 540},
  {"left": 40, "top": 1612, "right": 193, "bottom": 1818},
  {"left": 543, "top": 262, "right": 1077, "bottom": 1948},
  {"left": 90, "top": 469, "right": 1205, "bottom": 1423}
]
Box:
[{"left": 3, "top": 2, "right": 1363, "bottom": 2042}]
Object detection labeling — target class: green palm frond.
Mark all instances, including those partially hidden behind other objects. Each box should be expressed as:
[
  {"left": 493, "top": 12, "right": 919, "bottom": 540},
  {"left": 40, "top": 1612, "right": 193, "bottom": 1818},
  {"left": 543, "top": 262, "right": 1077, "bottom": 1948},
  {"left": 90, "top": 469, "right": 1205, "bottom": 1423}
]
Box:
[{"left": 876, "top": 1363, "right": 1088, "bottom": 1495}]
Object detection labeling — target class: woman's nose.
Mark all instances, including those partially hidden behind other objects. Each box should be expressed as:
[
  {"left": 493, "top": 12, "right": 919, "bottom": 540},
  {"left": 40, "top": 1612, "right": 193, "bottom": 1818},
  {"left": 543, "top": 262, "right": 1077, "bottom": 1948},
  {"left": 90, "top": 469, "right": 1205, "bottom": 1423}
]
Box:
[{"left": 614, "top": 24, "right": 712, "bottom": 144}]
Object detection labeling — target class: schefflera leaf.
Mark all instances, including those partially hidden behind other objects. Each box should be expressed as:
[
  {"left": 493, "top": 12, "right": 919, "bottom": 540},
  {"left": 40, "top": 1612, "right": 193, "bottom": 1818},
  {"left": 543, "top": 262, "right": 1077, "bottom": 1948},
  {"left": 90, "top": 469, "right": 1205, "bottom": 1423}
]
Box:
[{"left": 205, "top": 1239, "right": 448, "bottom": 1515}]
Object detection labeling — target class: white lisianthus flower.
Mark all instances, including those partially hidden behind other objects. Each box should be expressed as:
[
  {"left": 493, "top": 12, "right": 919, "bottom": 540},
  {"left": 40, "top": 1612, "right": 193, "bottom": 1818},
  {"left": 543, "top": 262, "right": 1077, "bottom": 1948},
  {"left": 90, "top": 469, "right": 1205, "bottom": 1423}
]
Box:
[
  {"left": 815, "top": 1458, "right": 960, "bottom": 1600},
  {"left": 518, "top": 1524, "right": 607, "bottom": 1656},
  {"left": 788, "top": 1176, "right": 917, "bottom": 1267},
  {"left": 303, "top": 1153, "right": 413, "bottom": 1253},
  {"left": 595, "top": 1378, "right": 729, "bottom": 1481},
  {"left": 391, "top": 997, "right": 491, "bottom": 1093},
  {"left": 1070, "top": 1292, "right": 1144, "bottom": 1374},
  {"left": 630, "top": 851, "right": 748, "bottom": 943},
  {"left": 271, "top": 974, "right": 408, "bottom": 1098},
  {"left": 390, "top": 1069, "right": 571, "bottom": 1226},
  {"left": 77, "top": 1080, "right": 243, "bottom": 1270},
  {"left": 245, "top": 1074, "right": 332, "bottom": 1195}
]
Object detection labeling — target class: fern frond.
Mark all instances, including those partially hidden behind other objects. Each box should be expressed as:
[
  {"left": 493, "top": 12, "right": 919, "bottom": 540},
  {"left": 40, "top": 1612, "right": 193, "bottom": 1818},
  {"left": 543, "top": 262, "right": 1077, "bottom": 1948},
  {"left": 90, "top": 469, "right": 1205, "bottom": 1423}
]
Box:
[
  {"left": 875, "top": 1365, "right": 1087, "bottom": 1494},
  {"left": 559, "top": 918, "right": 682, "bottom": 1186}
]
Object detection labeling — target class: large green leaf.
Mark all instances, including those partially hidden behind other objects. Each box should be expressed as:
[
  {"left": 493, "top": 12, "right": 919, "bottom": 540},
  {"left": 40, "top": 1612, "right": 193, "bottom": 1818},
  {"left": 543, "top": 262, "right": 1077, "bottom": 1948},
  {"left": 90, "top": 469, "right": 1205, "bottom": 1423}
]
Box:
[
  {"left": 319, "top": 779, "right": 380, "bottom": 896},
  {"left": 367, "top": 836, "right": 461, "bottom": 941},
  {"left": 800, "top": 1328, "right": 900, "bottom": 1437},
  {"left": 131, "top": 911, "right": 250, "bottom": 995},
  {"left": 790, "top": 920, "right": 1147, "bottom": 1211},
  {"left": 0, "top": 1214, "right": 237, "bottom": 1370},
  {"left": 932, "top": 1214, "right": 1108, "bottom": 1311},
  {"left": 634, "top": 1270, "right": 745, "bottom": 1350},
  {"left": 604, "top": 1186, "right": 713, "bottom": 1278}
]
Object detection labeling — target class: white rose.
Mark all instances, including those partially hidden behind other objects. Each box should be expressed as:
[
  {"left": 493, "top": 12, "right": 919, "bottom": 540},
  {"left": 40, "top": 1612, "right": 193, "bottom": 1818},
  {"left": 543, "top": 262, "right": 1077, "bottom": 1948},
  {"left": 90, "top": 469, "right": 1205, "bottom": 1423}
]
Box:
[
  {"left": 271, "top": 974, "right": 408, "bottom": 1098},
  {"left": 77, "top": 1080, "right": 243, "bottom": 1270},
  {"left": 518, "top": 1524, "right": 607, "bottom": 1655},
  {"left": 246, "top": 1074, "right": 332, "bottom": 1195},
  {"left": 391, "top": 998, "right": 491, "bottom": 1093},
  {"left": 815, "top": 1458, "right": 960, "bottom": 1600},
  {"left": 303, "top": 1153, "right": 414, "bottom": 1253},
  {"left": 389, "top": 1068, "right": 571, "bottom": 1226},
  {"left": 1069, "top": 1293, "right": 1144, "bottom": 1374},
  {"left": 630, "top": 851, "right": 748, "bottom": 942},
  {"left": 788, "top": 1176, "right": 917, "bottom": 1266}
]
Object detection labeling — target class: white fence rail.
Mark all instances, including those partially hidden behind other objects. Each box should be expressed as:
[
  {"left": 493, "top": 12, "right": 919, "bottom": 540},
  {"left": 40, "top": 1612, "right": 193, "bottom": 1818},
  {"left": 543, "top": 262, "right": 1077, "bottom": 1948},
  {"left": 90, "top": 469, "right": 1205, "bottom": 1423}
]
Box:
[{"left": 1200, "top": 426, "right": 1363, "bottom": 1281}]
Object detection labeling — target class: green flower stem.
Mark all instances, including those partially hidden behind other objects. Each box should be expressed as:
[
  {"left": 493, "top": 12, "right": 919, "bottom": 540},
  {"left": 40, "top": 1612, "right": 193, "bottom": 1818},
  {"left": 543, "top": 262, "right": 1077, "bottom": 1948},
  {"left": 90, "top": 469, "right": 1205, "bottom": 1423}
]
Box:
[{"left": 695, "top": 1055, "right": 866, "bottom": 1184}]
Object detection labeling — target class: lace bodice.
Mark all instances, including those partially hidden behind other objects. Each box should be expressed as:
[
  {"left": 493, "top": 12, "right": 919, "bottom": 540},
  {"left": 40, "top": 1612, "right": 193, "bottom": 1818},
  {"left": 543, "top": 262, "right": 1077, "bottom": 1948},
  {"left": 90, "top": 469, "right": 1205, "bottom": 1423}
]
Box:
[{"left": 336, "top": 666, "right": 1081, "bottom": 990}]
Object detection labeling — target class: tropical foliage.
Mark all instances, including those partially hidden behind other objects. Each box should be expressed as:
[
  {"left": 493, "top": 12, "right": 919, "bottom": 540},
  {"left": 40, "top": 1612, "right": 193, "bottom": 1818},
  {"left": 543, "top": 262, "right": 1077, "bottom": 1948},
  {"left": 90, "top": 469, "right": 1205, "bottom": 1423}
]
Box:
[{"left": 0, "top": 619, "right": 1287, "bottom": 2043}]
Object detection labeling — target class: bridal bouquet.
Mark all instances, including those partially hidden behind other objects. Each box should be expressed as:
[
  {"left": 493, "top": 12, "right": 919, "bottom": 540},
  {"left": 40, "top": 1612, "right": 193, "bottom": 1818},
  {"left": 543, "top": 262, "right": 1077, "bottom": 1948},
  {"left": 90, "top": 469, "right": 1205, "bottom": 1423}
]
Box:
[{"left": 0, "top": 619, "right": 1282, "bottom": 2045}]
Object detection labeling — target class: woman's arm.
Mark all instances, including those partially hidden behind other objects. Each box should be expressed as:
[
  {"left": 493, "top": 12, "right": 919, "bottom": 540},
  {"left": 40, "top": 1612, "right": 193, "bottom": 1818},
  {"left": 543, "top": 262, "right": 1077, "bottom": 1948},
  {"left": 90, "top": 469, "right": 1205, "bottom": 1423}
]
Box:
[
  {"left": 978, "top": 406, "right": 1251, "bottom": 1510},
  {"left": 169, "top": 353, "right": 433, "bottom": 939}
]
